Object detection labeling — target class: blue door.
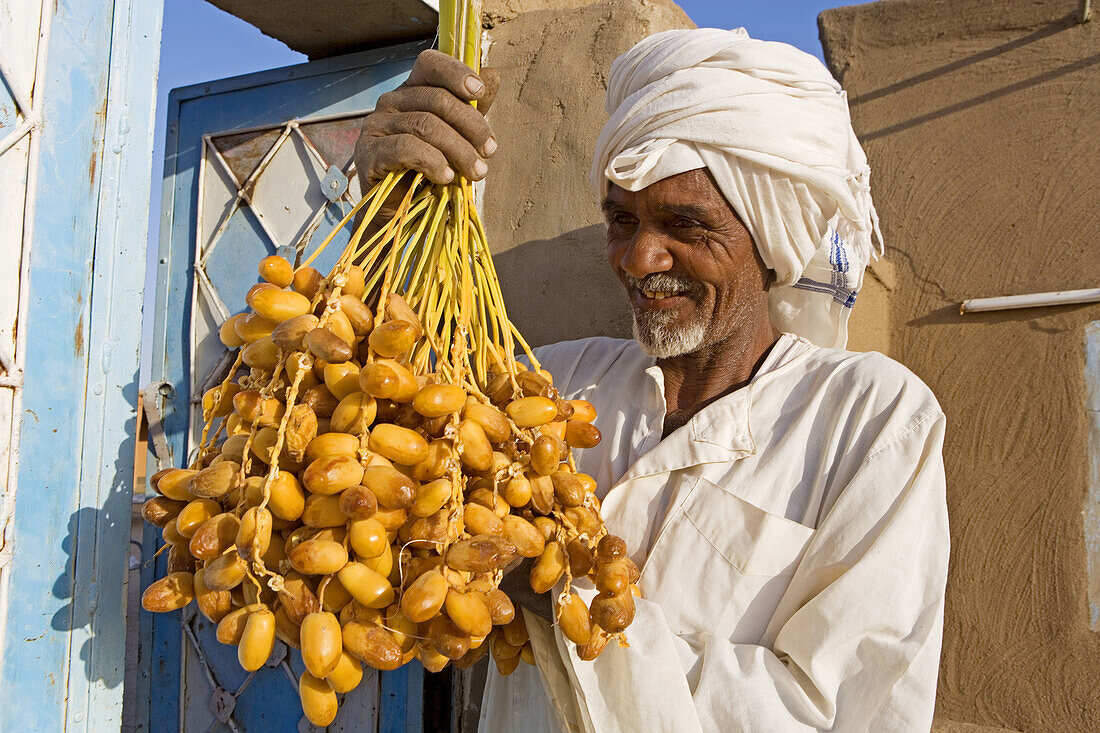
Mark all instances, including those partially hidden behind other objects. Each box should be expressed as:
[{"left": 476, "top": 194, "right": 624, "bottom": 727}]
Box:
[{"left": 143, "top": 40, "right": 433, "bottom": 733}]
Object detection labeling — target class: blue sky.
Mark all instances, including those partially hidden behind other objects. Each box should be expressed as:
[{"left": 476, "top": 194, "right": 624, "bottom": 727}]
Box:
[{"left": 142, "top": 0, "right": 858, "bottom": 379}]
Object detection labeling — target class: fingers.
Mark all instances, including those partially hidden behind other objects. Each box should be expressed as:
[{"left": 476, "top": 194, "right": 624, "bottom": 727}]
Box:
[
  {"left": 477, "top": 67, "right": 502, "bottom": 116},
  {"left": 367, "top": 111, "right": 487, "bottom": 181},
  {"left": 377, "top": 86, "right": 495, "bottom": 159},
  {"left": 353, "top": 50, "right": 504, "bottom": 188},
  {"left": 356, "top": 132, "right": 454, "bottom": 186},
  {"left": 405, "top": 49, "right": 488, "bottom": 104},
  {"left": 402, "top": 52, "right": 501, "bottom": 127}
]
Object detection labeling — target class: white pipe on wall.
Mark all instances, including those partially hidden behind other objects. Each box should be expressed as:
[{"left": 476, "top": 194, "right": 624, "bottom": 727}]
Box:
[{"left": 960, "top": 287, "right": 1100, "bottom": 314}]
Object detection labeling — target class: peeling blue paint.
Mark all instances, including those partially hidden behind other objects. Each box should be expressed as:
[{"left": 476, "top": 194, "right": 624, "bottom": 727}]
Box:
[{"left": 0, "top": 0, "right": 164, "bottom": 730}]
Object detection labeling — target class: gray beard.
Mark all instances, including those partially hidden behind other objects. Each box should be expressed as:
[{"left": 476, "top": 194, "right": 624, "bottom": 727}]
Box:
[
  {"left": 625, "top": 273, "right": 764, "bottom": 359},
  {"left": 632, "top": 310, "right": 708, "bottom": 358},
  {"left": 623, "top": 272, "right": 708, "bottom": 358}
]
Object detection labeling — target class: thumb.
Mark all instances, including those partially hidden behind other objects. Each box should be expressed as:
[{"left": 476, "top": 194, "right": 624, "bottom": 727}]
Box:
[{"left": 477, "top": 67, "right": 502, "bottom": 116}]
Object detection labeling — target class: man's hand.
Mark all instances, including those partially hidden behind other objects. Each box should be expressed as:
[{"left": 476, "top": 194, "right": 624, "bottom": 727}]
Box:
[
  {"left": 355, "top": 49, "right": 501, "bottom": 190},
  {"left": 499, "top": 556, "right": 553, "bottom": 623}
]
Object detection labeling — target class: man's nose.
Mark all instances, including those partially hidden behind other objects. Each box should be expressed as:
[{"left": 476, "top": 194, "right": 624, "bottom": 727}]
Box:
[{"left": 619, "top": 228, "right": 674, "bottom": 279}]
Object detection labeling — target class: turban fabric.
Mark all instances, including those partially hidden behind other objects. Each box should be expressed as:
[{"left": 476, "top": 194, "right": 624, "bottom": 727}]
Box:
[{"left": 590, "top": 28, "right": 882, "bottom": 349}]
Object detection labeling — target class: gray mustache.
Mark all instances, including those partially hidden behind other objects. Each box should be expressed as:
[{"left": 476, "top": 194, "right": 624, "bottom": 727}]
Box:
[{"left": 622, "top": 273, "right": 699, "bottom": 294}]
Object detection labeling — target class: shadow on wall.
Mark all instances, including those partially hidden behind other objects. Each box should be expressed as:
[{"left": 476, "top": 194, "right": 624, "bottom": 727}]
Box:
[
  {"left": 48, "top": 369, "right": 140, "bottom": 691},
  {"left": 492, "top": 224, "right": 634, "bottom": 349}
]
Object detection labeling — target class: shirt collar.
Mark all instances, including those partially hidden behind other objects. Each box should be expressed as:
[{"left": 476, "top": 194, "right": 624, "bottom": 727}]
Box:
[{"left": 619, "top": 333, "right": 814, "bottom": 482}]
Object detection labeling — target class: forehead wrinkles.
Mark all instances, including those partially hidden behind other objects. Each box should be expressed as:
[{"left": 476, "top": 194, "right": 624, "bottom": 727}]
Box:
[{"left": 606, "top": 170, "right": 741, "bottom": 225}]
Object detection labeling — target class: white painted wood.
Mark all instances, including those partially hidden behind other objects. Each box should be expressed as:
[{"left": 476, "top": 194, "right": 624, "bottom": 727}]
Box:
[
  {"left": 0, "top": 0, "right": 43, "bottom": 113},
  {"left": 63, "top": 0, "right": 164, "bottom": 728},
  {"left": 250, "top": 131, "right": 331, "bottom": 249},
  {"left": 960, "top": 287, "right": 1100, "bottom": 314},
  {"left": 0, "top": 0, "right": 46, "bottom": 697},
  {"left": 0, "top": 0, "right": 161, "bottom": 728}
]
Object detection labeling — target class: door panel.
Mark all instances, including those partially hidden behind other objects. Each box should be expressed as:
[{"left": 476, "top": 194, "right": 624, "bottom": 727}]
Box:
[{"left": 147, "top": 40, "right": 431, "bottom": 733}]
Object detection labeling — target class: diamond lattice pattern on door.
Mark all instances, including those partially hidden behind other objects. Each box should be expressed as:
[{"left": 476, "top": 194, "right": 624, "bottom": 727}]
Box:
[{"left": 184, "top": 115, "right": 387, "bottom": 733}]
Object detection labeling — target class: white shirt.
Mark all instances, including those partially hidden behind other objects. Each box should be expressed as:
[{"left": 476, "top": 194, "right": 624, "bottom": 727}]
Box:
[{"left": 479, "top": 333, "right": 949, "bottom": 732}]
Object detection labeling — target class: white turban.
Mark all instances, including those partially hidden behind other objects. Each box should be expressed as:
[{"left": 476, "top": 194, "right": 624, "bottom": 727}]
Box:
[{"left": 591, "top": 28, "right": 882, "bottom": 349}]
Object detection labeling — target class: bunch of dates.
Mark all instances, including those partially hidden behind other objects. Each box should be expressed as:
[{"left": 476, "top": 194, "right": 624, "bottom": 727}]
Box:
[{"left": 140, "top": 256, "right": 638, "bottom": 726}]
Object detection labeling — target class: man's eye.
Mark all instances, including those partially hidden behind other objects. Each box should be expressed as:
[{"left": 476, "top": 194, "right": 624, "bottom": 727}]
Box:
[
  {"left": 673, "top": 217, "right": 700, "bottom": 229},
  {"left": 611, "top": 213, "right": 636, "bottom": 226}
]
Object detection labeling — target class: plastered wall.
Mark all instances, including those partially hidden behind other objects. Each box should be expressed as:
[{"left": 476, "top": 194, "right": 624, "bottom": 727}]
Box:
[
  {"left": 820, "top": 1, "right": 1100, "bottom": 730},
  {"left": 477, "top": 0, "right": 897, "bottom": 354},
  {"left": 480, "top": 0, "right": 694, "bottom": 348}
]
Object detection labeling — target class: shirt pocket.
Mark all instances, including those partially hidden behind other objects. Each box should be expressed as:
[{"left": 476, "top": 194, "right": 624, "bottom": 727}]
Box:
[{"left": 641, "top": 477, "right": 815, "bottom": 643}]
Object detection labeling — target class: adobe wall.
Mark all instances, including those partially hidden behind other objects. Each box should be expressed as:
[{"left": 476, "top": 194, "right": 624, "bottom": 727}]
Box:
[
  {"left": 480, "top": 0, "right": 694, "bottom": 348},
  {"left": 819, "top": 1, "right": 1100, "bottom": 730},
  {"left": 477, "top": 0, "right": 893, "bottom": 353}
]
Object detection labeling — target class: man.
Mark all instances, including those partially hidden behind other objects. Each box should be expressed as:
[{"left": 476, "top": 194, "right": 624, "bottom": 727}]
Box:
[{"left": 356, "top": 28, "right": 948, "bottom": 732}]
